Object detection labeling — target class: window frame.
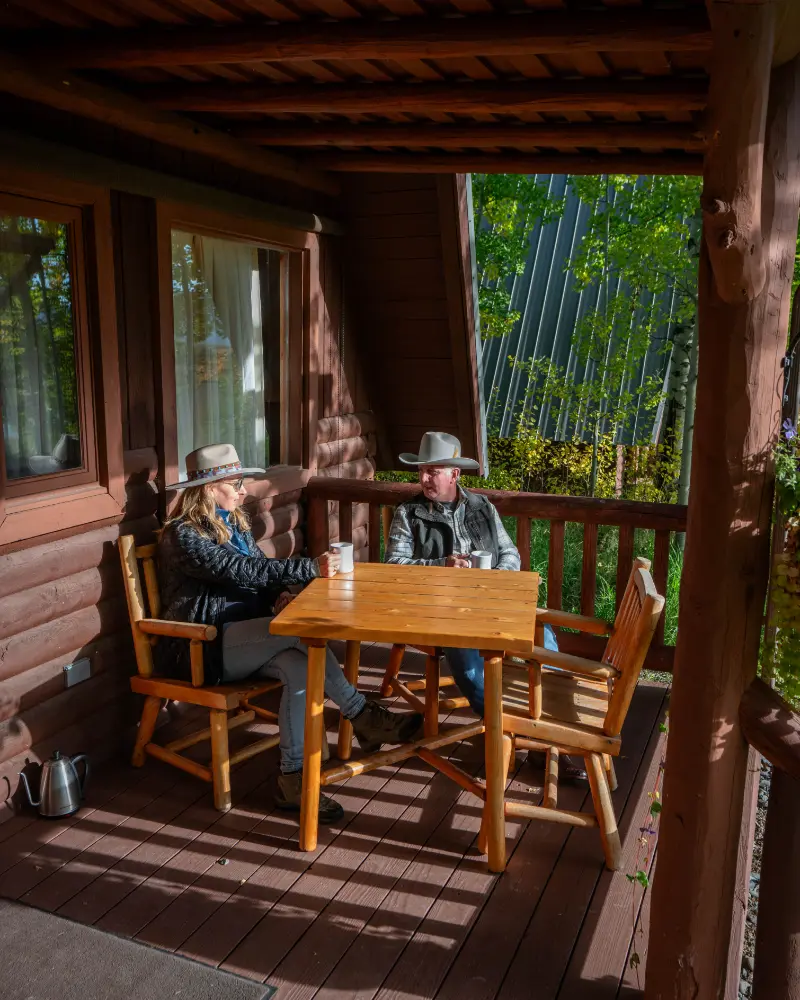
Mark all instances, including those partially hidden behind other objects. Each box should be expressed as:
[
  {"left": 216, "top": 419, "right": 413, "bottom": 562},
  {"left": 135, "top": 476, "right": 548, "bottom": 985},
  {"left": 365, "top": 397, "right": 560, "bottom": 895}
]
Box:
[
  {"left": 155, "top": 202, "right": 312, "bottom": 497},
  {"left": 0, "top": 169, "right": 124, "bottom": 551},
  {"left": 0, "top": 192, "right": 98, "bottom": 498}
]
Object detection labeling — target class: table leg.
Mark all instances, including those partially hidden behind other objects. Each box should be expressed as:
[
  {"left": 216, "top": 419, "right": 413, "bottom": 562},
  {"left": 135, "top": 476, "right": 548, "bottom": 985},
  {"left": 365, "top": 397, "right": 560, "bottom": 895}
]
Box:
[
  {"left": 425, "top": 653, "right": 440, "bottom": 737},
  {"left": 300, "top": 641, "right": 327, "bottom": 852},
  {"left": 483, "top": 653, "right": 507, "bottom": 873},
  {"left": 337, "top": 640, "right": 361, "bottom": 760}
]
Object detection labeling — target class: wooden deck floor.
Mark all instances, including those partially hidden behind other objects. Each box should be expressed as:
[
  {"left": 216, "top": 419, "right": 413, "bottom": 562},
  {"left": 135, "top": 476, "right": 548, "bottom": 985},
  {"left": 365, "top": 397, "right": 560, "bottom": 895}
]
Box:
[{"left": 0, "top": 644, "right": 666, "bottom": 1000}]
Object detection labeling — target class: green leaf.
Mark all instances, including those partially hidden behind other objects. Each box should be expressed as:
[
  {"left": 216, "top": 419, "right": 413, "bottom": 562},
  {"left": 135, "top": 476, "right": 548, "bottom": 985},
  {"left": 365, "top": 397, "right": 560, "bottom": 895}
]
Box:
[{"left": 650, "top": 801, "right": 662, "bottom": 816}]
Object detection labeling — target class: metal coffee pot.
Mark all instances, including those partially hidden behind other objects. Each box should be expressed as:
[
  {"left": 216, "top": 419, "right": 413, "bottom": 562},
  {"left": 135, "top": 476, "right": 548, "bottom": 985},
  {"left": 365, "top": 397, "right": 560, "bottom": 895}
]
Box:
[{"left": 19, "top": 751, "right": 89, "bottom": 818}]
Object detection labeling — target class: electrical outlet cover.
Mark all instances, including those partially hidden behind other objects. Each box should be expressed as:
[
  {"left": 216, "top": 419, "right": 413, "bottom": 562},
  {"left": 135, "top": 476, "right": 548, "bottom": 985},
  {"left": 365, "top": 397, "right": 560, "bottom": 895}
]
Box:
[{"left": 64, "top": 657, "right": 91, "bottom": 688}]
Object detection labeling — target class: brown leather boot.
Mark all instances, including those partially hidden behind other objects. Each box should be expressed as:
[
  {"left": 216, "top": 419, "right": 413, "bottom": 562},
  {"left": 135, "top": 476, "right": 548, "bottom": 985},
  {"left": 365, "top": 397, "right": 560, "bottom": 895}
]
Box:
[
  {"left": 350, "top": 701, "right": 424, "bottom": 754},
  {"left": 275, "top": 770, "right": 343, "bottom": 824}
]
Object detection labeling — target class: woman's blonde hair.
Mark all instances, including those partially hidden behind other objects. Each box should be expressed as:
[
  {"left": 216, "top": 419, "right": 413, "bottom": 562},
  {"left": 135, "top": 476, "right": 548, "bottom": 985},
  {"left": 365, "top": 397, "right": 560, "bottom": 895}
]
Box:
[{"left": 165, "top": 482, "right": 250, "bottom": 544}]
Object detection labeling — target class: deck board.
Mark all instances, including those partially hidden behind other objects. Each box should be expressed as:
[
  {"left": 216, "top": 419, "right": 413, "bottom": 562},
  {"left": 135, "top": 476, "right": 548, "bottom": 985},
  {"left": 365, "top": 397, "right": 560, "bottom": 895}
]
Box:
[{"left": 1, "top": 644, "right": 666, "bottom": 1000}]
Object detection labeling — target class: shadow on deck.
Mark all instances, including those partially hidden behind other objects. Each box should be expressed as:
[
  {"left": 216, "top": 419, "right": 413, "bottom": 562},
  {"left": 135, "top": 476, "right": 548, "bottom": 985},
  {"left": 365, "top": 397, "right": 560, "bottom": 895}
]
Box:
[{"left": 0, "top": 644, "right": 666, "bottom": 1000}]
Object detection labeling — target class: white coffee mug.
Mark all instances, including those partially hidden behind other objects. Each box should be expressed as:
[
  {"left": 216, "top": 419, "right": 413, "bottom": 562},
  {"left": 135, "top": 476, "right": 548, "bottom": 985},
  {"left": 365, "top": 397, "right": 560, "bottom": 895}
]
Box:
[
  {"left": 470, "top": 550, "right": 492, "bottom": 570},
  {"left": 331, "top": 541, "right": 354, "bottom": 573}
]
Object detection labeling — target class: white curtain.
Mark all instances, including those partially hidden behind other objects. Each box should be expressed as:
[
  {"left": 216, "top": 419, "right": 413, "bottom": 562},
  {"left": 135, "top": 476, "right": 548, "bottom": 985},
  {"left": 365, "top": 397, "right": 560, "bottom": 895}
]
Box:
[{"left": 172, "top": 231, "right": 266, "bottom": 476}]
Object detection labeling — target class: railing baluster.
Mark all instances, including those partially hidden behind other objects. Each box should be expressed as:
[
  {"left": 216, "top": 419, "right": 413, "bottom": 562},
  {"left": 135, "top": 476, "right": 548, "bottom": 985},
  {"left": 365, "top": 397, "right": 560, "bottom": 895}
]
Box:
[
  {"left": 368, "top": 504, "right": 381, "bottom": 563},
  {"left": 516, "top": 516, "right": 531, "bottom": 572},
  {"left": 653, "top": 529, "right": 670, "bottom": 644},
  {"left": 381, "top": 505, "right": 394, "bottom": 552},
  {"left": 616, "top": 523, "right": 635, "bottom": 611},
  {"left": 581, "top": 523, "right": 598, "bottom": 616},
  {"left": 339, "top": 500, "right": 353, "bottom": 543},
  {"left": 548, "top": 520, "right": 565, "bottom": 610},
  {"left": 307, "top": 495, "right": 330, "bottom": 558}
]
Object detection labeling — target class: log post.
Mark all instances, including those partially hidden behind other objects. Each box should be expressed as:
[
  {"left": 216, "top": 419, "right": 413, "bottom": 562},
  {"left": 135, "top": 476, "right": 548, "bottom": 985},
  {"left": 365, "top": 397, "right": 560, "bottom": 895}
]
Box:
[{"left": 645, "top": 37, "right": 800, "bottom": 1000}]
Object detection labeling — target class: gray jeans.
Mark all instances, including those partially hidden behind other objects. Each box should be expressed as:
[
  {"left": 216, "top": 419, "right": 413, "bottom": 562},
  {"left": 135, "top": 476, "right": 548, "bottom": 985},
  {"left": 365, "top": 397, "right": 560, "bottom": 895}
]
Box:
[{"left": 221, "top": 618, "right": 365, "bottom": 774}]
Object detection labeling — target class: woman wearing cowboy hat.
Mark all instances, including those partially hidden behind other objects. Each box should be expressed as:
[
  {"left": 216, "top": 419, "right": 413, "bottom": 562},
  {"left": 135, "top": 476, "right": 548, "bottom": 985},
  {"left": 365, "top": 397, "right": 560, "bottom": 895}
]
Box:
[{"left": 158, "top": 443, "right": 423, "bottom": 823}]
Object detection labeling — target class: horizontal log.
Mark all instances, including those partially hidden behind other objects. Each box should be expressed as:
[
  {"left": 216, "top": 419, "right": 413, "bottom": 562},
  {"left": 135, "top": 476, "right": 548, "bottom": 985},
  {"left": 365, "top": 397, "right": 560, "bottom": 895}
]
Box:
[
  {"left": 315, "top": 458, "right": 376, "bottom": 481},
  {"left": 314, "top": 151, "right": 704, "bottom": 176},
  {"left": 24, "top": 10, "right": 711, "bottom": 69},
  {"left": 249, "top": 501, "right": 302, "bottom": 543},
  {"left": 0, "top": 518, "right": 156, "bottom": 600},
  {"left": 0, "top": 631, "right": 131, "bottom": 723},
  {"left": 740, "top": 677, "right": 800, "bottom": 781},
  {"left": 257, "top": 527, "right": 305, "bottom": 559},
  {"left": 0, "top": 667, "right": 131, "bottom": 765},
  {"left": 146, "top": 79, "right": 708, "bottom": 115},
  {"left": 317, "top": 435, "right": 373, "bottom": 471},
  {"left": 0, "top": 598, "right": 130, "bottom": 683},
  {"left": 245, "top": 488, "right": 304, "bottom": 522},
  {"left": 316, "top": 411, "right": 375, "bottom": 444},
  {"left": 305, "top": 477, "right": 687, "bottom": 530},
  {"left": 241, "top": 121, "right": 706, "bottom": 151},
  {"left": 0, "top": 51, "right": 337, "bottom": 197},
  {"left": 0, "top": 562, "right": 124, "bottom": 642},
  {"left": 557, "top": 630, "right": 675, "bottom": 673},
  {"left": 243, "top": 466, "right": 310, "bottom": 502}
]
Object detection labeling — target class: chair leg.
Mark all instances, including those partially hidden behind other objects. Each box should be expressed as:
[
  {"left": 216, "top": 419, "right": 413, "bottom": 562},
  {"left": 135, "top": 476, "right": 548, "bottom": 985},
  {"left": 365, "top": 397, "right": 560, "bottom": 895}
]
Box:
[
  {"left": 380, "top": 643, "right": 405, "bottom": 698},
  {"left": 603, "top": 754, "right": 619, "bottom": 792},
  {"left": 587, "top": 753, "right": 622, "bottom": 871},
  {"left": 544, "top": 747, "right": 559, "bottom": 808},
  {"left": 424, "top": 654, "right": 440, "bottom": 737},
  {"left": 210, "top": 709, "right": 232, "bottom": 812},
  {"left": 337, "top": 640, "right": 361, "bottom": 761},
  {"left": 132, "top": 696, "right": 162, "bottom": 767}
]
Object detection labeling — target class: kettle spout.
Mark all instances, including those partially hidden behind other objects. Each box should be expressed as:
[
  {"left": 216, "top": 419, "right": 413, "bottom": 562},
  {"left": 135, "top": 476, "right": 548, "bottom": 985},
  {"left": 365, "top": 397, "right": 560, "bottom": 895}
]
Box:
[{"left": 18, "top": 770, "right": 40, "bottom": 808}]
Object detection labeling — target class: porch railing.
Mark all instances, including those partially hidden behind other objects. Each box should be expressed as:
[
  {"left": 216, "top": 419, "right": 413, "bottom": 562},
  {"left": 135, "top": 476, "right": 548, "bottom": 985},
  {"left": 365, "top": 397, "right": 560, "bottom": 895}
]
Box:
[{"left": 304, "top": 477, "right": 687, "bottom": 672}]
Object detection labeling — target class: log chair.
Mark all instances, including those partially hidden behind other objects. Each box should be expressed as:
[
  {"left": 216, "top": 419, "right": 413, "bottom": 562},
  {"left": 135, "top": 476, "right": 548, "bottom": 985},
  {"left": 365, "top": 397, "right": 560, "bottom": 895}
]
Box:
[
  {"left": 477, "top": 556, "right": 664, "bottom": 870},
  {"left": 119, "top": 534, "right": 282, "bottom": 812}
]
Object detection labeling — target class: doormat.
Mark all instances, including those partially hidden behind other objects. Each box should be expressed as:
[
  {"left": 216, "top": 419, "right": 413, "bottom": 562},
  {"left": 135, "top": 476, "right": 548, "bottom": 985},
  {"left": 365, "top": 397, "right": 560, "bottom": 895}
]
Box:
[{"left": 0, "top": 899, "right": 276, "bottom": 1000}]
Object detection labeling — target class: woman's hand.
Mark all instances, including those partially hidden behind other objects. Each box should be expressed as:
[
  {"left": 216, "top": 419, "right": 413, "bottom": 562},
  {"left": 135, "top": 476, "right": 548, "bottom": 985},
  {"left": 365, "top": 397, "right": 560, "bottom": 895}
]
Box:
[
  {"left": 317, "top": 550, "right": 341, "bottom": 578},
  {"left": 273, "top": 591, "right": 295, "bottom": 615}
]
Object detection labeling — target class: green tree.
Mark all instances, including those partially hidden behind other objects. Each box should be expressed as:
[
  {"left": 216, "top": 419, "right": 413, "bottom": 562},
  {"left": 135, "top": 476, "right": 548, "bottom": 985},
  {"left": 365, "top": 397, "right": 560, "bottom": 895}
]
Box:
[{"left": 473, "top": 174, "right": 565, "bottom": 340}]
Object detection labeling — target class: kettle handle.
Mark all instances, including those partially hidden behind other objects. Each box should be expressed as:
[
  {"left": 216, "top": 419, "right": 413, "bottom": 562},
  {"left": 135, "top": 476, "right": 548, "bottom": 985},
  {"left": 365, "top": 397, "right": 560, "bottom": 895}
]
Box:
[{"left": 69, "top": 754, "right": 90, "bottom": 798}]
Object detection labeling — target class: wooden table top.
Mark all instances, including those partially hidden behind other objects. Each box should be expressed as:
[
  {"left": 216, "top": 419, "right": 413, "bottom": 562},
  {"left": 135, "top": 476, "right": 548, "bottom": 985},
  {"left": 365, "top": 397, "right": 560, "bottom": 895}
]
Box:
[{"left": 270, "top": 562, "right": 540, "bottom": 653}]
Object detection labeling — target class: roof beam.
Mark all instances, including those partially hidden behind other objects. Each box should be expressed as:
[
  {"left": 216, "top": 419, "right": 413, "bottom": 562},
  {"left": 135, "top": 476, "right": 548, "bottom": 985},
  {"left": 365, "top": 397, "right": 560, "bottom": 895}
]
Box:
[
  {"left": 0, "top": 51, "right": 337, "bottom": 197},
  {"left": 308, "top": 151, "right": 704, "bottom": 175},
  {"left": 145, "top": 79, "right": 707, "bottom": 115},
  {"left": 16, "top": 10, "right": 712, "bottom": 69},
  {"left": 235, "top": 121, "right": 706, "bottom": 150}
]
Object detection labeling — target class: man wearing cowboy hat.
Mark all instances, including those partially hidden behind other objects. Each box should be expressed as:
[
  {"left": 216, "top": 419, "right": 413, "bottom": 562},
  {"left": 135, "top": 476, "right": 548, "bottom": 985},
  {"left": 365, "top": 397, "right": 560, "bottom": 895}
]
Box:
[
  {"left": 385, "top": 431, "right": 520, "bottom": 717},
  {"left": 384, "top": 431, "right": 587, "bottom": 783}
]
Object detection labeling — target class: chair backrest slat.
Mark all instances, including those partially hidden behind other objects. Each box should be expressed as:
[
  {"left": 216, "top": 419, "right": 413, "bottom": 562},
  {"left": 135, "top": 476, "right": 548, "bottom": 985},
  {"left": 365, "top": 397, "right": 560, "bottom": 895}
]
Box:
[
  {"left": 602, "top": 556, "right": 665, "bottom": 737},
  {"left": 119, "top": 534, "right": 156, "bottom": 679}
]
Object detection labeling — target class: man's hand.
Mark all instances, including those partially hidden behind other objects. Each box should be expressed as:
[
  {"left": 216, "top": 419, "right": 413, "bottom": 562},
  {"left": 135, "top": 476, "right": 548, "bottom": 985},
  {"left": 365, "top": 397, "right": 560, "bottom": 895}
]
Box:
[
  {"left": 445, "top": 554, "right": 471, "bottom": 569},
  {"left": 273, "top": 591, "right": 295, "bottom": 615},
  {"left": 317, "top": 550, "right": 341, "bottom": 578}
]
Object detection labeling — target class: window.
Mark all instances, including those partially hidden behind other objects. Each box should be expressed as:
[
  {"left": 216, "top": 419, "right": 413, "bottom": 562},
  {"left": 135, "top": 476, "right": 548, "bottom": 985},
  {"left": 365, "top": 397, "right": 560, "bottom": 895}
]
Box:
[
  {"left": 0, "top": 196, "right": 95, "bottom": 497},
  {"left": 171, "top": 230, "right": 286, "bottom": 477}
]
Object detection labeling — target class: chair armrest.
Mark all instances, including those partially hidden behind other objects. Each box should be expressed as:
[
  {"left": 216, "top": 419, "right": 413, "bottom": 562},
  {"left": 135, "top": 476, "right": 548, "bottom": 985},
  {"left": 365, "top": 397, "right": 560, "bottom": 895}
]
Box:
[
  {"left": 536, "top": 608, "right": 613, "bottom": 636},
  {"left": 138, "top": 619, "right": 218, "bottom": 642},
  {"left": 528, "top": 645, "right": 619, "bottom": 681}
]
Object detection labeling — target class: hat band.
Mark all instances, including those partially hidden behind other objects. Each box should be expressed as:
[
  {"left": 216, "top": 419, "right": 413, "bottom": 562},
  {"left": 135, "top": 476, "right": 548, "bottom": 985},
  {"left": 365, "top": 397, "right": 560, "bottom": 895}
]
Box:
[{"left": 187, "top": 461, "right": 242, "bottom": 481}]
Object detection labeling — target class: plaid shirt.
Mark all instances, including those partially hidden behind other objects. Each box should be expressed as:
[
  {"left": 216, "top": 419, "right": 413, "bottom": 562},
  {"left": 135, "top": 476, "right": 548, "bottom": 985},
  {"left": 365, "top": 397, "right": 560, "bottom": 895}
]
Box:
[{"left": 386, "top": 486, "right": 521, "bottom": 571}]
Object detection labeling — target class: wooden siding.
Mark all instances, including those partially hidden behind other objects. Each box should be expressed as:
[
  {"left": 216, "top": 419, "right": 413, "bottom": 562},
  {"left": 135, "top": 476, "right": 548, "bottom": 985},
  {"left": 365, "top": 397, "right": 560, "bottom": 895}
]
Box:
[{"left": 343, "top": 174, "right": 483, "bottom": 471}]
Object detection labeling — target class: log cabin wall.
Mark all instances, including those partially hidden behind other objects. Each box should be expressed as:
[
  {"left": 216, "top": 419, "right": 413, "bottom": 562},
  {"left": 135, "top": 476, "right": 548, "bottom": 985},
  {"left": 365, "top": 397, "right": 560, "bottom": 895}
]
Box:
[
  {"left": 0, "top": 164, "right": 378, "bottom": 818},
  {"left": 341, "top": 173, "right": 484, "bottom": 471}
]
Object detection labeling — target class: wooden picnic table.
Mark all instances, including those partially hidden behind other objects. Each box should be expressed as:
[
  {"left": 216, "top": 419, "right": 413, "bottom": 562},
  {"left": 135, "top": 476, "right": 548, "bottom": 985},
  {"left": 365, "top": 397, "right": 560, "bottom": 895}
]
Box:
[{"left": 271, "top": 562, "right": 540, "bottom": 871}]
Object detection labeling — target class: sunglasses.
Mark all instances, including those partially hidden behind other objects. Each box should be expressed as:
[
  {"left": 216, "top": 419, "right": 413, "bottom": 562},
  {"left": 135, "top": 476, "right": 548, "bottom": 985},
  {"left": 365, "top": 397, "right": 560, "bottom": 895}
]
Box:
[{"left": 228, "top": 477, "right": 245, "bottom": 491}]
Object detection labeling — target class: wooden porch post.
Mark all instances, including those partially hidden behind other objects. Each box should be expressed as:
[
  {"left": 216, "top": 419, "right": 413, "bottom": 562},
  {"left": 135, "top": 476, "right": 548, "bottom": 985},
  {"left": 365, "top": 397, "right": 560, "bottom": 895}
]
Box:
[{"left": 645, "top": 6, "right": 800, "bottom": 996}]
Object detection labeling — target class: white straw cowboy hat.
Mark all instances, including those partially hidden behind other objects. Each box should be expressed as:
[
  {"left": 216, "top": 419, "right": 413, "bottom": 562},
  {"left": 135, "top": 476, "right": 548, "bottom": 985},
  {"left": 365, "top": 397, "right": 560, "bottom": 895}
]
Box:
[
  {"left": 399, "top": 431, "right": 479, "bottom": 470},
  {"left": 165, "top": 443, "right": 264, "bottom": 490}
]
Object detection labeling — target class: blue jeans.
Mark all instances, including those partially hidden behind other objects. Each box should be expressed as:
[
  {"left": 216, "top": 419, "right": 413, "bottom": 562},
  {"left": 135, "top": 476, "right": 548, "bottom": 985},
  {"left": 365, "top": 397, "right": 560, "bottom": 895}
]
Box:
[
  {"left": 221, "top": 618, "right": 366, "bottom": 774},
  {"left": 444, "top": 623, "right": 560, "bottom": 717}
]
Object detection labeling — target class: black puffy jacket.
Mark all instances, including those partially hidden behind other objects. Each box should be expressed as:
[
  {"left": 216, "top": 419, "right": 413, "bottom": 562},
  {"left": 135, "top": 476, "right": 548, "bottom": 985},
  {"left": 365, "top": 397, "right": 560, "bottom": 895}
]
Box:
[{"left": 155, "top": 518, "right": 317, "bottom": 684}]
